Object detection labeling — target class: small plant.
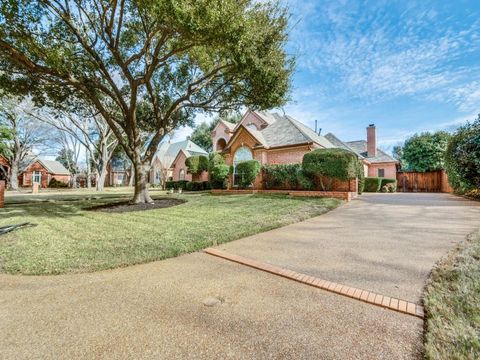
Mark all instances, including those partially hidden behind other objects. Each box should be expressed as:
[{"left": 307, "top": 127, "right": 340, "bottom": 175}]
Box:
[{"left": 48, "top": 178, "right": 69, "bottom": 188}]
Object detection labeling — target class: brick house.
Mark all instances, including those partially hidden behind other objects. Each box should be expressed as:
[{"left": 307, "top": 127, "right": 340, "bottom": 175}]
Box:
[
  {"left": 19, "top": 159, "right": 71, "bottom": 188},
  {"left": 106, "top": 155, "right": 132, "bottom": 186},
  {"left": 0, "top": 155, "right": 10, "bottom": 185},
  {"left": 150, "top": 139, "right": 208, "bottom": 186},
  {"left": 213, "top": 109, "right": 398, "bottom": 188}
]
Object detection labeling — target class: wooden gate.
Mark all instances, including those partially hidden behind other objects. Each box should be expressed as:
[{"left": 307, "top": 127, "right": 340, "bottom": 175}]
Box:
[{"left": 396, "top": 170, "right": 452, "bottom": 193}]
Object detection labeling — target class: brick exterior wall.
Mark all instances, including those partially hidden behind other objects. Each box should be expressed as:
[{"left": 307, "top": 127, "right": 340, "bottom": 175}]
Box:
[
  {"left": 212, "top": 121, "right": 233, "bottom": 152},
  {"left": 171, "top": 151, "right": 192, "bottom": 182},
  {"left": 368, "top": 163, "right": 397, "bottom": 179},
  {"left": 19, "top": 161, "right": 70, "bottom": 188},
  {"left": 0, "top": 180, "right": 5, "bottom": 208},
  {"left": 237, "top": 111, "right": 268, "bottom": 130}
]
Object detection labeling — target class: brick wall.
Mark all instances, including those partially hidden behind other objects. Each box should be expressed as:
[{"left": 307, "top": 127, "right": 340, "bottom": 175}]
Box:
[
  {"left": 368, "top": 163, "right": 397, "bottom": 179},
  {"left": 19, "top": 161, "right": 70, "bottom": 188},
  {"left": 0, "top": 180, "right": 5, "bottom": 208},
  {"left": 171, "top": 151, "right": 192, "bottom": 182}
]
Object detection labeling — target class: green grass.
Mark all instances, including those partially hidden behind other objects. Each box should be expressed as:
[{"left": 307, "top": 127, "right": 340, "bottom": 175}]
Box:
[
  {"left": 0, "top": 191, "right": 340, "bottom": 275},
  {"left": 424, "top": 230, "right": 480, "bottom": 360}
]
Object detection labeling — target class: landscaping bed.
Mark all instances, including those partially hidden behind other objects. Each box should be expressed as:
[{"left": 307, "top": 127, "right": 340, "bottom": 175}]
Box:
[
  {"left": 424, "top": 229, "right": 480, "bottom": 359},
  {"left": 0, "top": 192, "right": 340, "bottom": 275}
]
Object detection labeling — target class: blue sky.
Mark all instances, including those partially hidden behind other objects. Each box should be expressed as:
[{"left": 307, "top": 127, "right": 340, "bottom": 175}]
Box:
[{"left": 177, "top": 0, "right": 480, "bottom": 152}]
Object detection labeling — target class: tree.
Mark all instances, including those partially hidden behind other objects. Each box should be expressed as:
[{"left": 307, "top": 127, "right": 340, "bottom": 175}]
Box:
[
  {"left": 185, "top": 155, "right": 208, "bottom": 176},
  {"left": 445, "top": 115, "right": 480, "bottom": 192},
  {"left": 190, "top": 112, "right": 241, "bottom": 152},
  {"left": 0, "top": 96, "right": 49, "bottom": 190},
  {"left": 392, "top": 145, "right": 405, "bottom": 170},
  {"left": 400, "top": 131, "right": 451, "bottom": 172},
  {"left": 0, "top": 0, "right": 293, "bottom": 203},
  {"left": 32, "top": 109, "right": 118, "bottom": 191}
]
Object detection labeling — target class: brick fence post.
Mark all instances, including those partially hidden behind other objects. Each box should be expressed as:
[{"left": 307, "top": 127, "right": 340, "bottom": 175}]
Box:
[{"left": 0, "top": 180, "right": 5, "bottom": 208}]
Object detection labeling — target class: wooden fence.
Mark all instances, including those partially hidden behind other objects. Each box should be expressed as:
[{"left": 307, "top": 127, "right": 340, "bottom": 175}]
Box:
[{"left": 396, "top": 170, "right": 453, "bottom": 193}]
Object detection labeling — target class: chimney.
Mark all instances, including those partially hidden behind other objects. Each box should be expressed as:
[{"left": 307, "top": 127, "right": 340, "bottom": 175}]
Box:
[{"left": 367, "top": 124, "right": 377, "bottom": 157}]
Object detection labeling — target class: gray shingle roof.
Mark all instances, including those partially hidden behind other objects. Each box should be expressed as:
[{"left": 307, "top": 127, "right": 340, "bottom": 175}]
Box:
[
  {"left": 324, "top": 133, "right": 365, "bottom": 159},
  {"left": 153, "top": 139, "right": 208, "bottom": 168},
  {"left": 345, "top": 140, "right": 397, "bottom": 163},
  {"left": 243, "top": 112, "right": 335, "bottom": 148},
  {"left": 38, "top": 159, "right": 70, "bottom": 175}
]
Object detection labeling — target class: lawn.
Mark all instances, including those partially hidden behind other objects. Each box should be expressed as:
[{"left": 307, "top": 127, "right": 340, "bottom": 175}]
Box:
[
  {"left": 0, "top": 191, "right": 340, "bottom": 275},
  {"left": 424, "top": 229, "right": 480, "bottom": 359}
]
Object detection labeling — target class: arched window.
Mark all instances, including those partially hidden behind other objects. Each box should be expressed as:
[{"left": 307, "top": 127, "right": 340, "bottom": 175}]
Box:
[
  {"left": 216, "top": 138, "right": 227, "bottom": 151},
  {"left": 179, "top": 169, "right": 185, "bottom": 181},
  {"left": 233, "top": 146, "right": 253, "bottom": 186},
  {"left": 246, "top": 123, "right": 258, "bottom": 130}
]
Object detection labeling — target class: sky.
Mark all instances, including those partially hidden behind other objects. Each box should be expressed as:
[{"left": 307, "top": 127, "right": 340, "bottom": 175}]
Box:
[{"left": 174, "top": 0, "right": 480, "bottom": 152}]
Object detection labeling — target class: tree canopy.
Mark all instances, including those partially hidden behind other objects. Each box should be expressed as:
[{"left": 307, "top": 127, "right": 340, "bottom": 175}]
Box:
[
  {"left": 0, "top": 0, "right": 293, "bottom": 202},
  {"left": 445, "top": 115, "right": 480, "bottom": 191},
  {"left": 398, "top": 131, "right": 451, "bottom": 172}
]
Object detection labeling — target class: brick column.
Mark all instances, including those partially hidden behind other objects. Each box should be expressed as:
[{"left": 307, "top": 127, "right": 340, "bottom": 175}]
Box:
[{"left": 0, "top": 180, "right": 5, "bottom": 208}]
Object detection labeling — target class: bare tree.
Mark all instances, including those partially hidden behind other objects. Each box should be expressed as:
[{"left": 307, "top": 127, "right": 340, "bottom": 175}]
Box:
[
  {"left": 32, "top": 110, "right": 118, "bottom": 191},
  {"left": 0, "top": 96, "right": 50, "bottom": 190}
]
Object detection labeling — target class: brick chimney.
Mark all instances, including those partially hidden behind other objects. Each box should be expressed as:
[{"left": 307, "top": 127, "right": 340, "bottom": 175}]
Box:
[{"left": 367, "top": 124, "right": 377, "bottom": 158}]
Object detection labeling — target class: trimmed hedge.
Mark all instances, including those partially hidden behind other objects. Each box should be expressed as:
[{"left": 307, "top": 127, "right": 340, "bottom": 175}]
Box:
[
  {"left": 165, "top": 180, "right": 188, "bottom": 190},
  {"left": 364, "top": 177, "right": 382, "bottom": 192},
  {"left": 303, "top": 148, "right": 359, "bottom": 191},
  {"left": 355, "top": 161, "right": 365, "bottom": 194},
  {"left": 235, "top": 160, "right": 260, "bottom": 189},
  {"left": 185, "top": 181, "right": 212, "bottom": 191},
  {"left": 262, "top": 164, "right": 313, "bottom": 190}
]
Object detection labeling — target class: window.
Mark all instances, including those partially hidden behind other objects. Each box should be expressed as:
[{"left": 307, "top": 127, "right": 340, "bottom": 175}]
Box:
[
  {"left": 233, "top": 146, "right": 253, "bottom": 185},
  {"left": 246, "top": 123, "right": 258, "bottom": 130},
  {"left": 155, "top": 171, "right": 161, "bottom": 184},
  {"left": 179, "top": 169, "right": 185, "bottom": 181},
  {"left": 378, "top": 169, "right": 385, "bottom": 178},
  {"left": 116, "top": 173, "right": 124, "bottom": 185},
  {"left": 33, "top": 171, "right": 41, "bottom": 184}
]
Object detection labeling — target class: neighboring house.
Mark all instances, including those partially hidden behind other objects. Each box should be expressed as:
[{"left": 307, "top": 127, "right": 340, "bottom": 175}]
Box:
[
  {"left": 18, "top": 159, "right": 71, "bottom": 188},
  {"left": 213, "top": 109, "right": 398, "bottom": 188},
  {"left": 106, "top": 155, "right": 132, "bottom": 186},
  {"left": 324, "top": 125, "right": 398, "bottom": 179},
  {"left": 0, "top": 155, "right": 10, "bottom": 184},
  {"left": 150, "top": 139, "right": 209, "bottom": 185}
]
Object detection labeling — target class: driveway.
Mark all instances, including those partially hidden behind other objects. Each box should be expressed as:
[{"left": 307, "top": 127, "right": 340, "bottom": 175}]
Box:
[{"left": 1, "top": 193, "right": 479, "bottom": 359}]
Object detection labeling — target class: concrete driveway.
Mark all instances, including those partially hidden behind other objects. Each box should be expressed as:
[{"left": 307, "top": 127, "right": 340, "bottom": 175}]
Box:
[{"left": 1, "top": 193, "right": 479, "bottom": 359}]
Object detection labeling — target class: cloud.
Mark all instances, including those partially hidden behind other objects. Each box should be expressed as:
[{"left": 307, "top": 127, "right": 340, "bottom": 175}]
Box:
[{"left": 286, "top": 0, "right": 480, "bottom": 109}]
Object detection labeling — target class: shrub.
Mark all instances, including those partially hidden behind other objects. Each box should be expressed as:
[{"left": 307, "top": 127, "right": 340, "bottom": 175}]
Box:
[
  {"left": 262, "top": 164, "right": 314, "bottom": 190},
  {"left": 303, "top": 148, "right": 358, "bottom": 190},
  {"left": 185, "top": 181, "right": 194, "bottom": 191},
  {"left": 380, "top": 178, "right": 397, "bottom": 192},
  {"left": 355, "top": 161, "right": 365, "bottom": 194},
  {"left": 208, "top": 153, "right": 230, "bottom": 183},
  {"left": 464, "top": 189, "right": 480, "bottom": 200},
  {"left": 445, "top": 116, "right": 480, "bottom": 192},
  {"left": 165, "top": 180, "right": 188, "bottom": 190},
  {"left": 364, "top": 177, "right": 381, "bottom": 192},
  {"left": 48, "top": 178, "right": 68, "bottom": 188},
  {"left": 235, "top": 160, "right": 260, "bottom": 189},
  {"left": 186, "top": 155, "right": 208, "bottom": 175}
]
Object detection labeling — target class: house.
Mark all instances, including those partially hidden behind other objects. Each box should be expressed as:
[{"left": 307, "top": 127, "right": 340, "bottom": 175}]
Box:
[
  {"left": 212, "top": 109, "right": 398, "bottom": 188},
  {"left": 106, "top": 155, "right": 132, "bottom": 186},
  {"left": 18, "top": 159, "right": 71, "bottom": 188},
  {"left": 150, "top": 139, "right": 209, "bottom": 186},
  {"left": 0, "top": 155, "right": 10, "bottom": 184}
]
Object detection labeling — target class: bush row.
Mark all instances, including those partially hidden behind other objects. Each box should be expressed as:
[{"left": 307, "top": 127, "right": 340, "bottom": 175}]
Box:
[
  {"left": 363, "top": 177, "right": 397, "bottom": 192},
  {"left": 262, "top": 164, "right": 314, "bottom": 190},
  {"left": 165, "top": 180, "right": 226, "bottom": 191},
  {"left": 48, "top": 178, "right": 69, "bottom": 188}
]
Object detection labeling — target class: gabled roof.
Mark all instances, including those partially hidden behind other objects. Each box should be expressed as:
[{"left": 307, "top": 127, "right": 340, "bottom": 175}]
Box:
[
  {"left": 224, "top": 111, "right": 335, "bottom": 150},
  {"left": 153, "top": 139, "right": 208, "bottom": 168},
  {"left": 345, "top": 140, "right": 397, "bottom": 163},
  {"left": 324, "top": 133, "right": 365, "bottom": 159},
  {"left": 28, "top": 159, "right": 70, "bottom": 175}
]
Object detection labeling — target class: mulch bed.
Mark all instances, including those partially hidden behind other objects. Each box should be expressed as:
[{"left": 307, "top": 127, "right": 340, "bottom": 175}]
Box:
[{"left": 87, "top": 198, "right": 186, "bottom": 213}]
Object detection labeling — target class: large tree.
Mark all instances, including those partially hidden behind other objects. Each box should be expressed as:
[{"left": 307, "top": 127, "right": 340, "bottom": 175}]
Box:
[
  {"left": 0, "top": 0, "right": 293, "bottom": 203},
  {"left": 0, "top": 96, "right": 50, "bottom": 189},
  {"left": 445, "top": 115, "right": 480, "bottom": 192},
  {"left": 399, "top": 131, "right": 451, "bottom": 172}
]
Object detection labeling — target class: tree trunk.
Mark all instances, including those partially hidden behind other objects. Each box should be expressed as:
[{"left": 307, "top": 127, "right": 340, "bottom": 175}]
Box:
[
  {"left": 96, "top": 170, "right": 106, "bottom": 191},
  {"left": 128, "top": 163, "right": 134, "bottom": 187},
  {"left": 86, "top": 149, "right": 92, "bottom": 189},
  {"left": 9, "top": 162, "right": 19, "bottom": 190},
  {"left": 132, "top": 162, "right": 153, "bottom": 204}
]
